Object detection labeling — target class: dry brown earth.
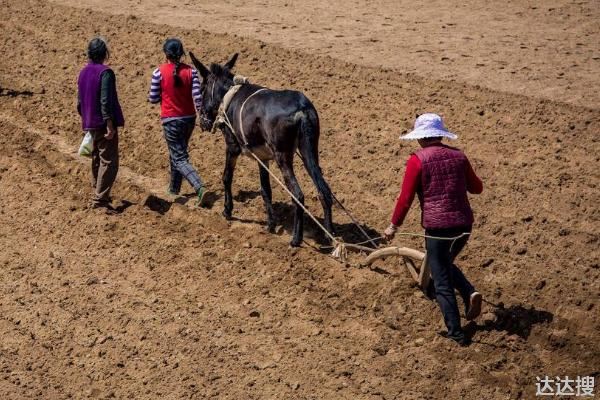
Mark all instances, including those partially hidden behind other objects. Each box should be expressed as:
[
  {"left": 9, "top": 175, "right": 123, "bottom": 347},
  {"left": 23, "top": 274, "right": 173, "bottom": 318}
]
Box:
[
  {"left": 0, "top": 0, "right": 598, "bottom": 399},
  {"left": 49, "top": 0, "right": 600, "bottom": 108}
]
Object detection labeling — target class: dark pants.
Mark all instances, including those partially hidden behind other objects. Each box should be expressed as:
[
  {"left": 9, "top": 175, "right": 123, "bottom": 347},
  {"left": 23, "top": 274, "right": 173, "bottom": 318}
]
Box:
[
  {"left": 90, "top": 128, "right": 119, "bottom": 206},
  {"left": 162, "top": 118, "right": 203, "bottom": 194},
  {"left": 425, "top": 226, "right": 475, "bottom": 340}
]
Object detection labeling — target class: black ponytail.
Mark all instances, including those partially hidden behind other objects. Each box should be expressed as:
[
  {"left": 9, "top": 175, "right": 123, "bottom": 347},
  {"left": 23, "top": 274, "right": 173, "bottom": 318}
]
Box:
[
  {"left": 173, "top": 61, "right": 182, "bottom": 87},
  {"left": 163, "top": 38, "right": 185, "bottom": 88}
]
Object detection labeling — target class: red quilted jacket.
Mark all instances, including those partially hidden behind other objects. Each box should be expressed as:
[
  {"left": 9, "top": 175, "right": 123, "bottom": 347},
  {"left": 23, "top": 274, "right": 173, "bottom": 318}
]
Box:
[{"left": 414, "top": 145, "right": 474, "bottom": 229}]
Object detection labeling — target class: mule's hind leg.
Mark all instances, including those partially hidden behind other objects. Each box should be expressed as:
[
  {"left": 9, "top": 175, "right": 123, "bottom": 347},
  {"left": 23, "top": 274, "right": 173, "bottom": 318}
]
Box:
[
  {"left": 298, "top": 115, "right": 335, "bottom": 238},
  {"left": 275, "top": 152, "right": 304, "bottom": 247},
  {"left": 258, "top": 161, "right": 276, "bottom": 232},
  {"left": 222, "top": 146, "right": 240, "bottom": 220},
  {"left": 302, "top": 159, "right": 335, "bottom": 238}
]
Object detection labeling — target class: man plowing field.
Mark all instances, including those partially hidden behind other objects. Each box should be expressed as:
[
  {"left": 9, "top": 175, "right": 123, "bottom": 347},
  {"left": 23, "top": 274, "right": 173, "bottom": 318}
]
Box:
[{"left": 384, "top": 113, "right": 484, "bottom": 346}]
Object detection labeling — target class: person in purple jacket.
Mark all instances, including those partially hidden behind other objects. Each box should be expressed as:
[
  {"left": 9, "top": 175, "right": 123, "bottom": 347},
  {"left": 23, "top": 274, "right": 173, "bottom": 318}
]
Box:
[{"left": 77, "top": 37, "right": 124, "bottom": 212}]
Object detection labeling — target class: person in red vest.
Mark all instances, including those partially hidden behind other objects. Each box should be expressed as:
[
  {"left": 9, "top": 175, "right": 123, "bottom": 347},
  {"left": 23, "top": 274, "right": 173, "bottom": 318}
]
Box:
[
  {"left": 384, "top": 113, "right": 483, "bottom": 346},
  {"left": 148, "top": 38, "right": 206, "bottom": 206}
]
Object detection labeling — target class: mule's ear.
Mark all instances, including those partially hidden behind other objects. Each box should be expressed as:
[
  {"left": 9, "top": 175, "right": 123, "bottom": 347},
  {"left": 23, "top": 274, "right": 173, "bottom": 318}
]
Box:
[
  {"left": 189, "top": 52, "right": 210, "bottom": 79},
  {"left": 224, "top": 53, "right": 238, "bottom": 70}
]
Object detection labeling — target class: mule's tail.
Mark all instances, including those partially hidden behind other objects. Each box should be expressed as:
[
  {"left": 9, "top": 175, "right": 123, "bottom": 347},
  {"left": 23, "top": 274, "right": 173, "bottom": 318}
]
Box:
[{"left": 297, "top": 108, "right": 334, "bottom": 231}]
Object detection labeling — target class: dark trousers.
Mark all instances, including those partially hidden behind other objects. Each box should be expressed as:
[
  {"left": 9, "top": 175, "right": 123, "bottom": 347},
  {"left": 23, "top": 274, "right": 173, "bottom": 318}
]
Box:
[
  {"left": 425, "top": 226, "right": 475, "bottom": 339},
  {"left": 162, "top": 118, "right": 203, "bottom": 194},
  {"left": 90, "top": 128, "right": 119, "bottom": 206}
]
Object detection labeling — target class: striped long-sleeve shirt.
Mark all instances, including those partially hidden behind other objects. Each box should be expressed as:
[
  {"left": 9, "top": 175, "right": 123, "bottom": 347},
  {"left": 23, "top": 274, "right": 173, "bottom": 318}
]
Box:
[{"left": 148, "top": 66, "right": 203, "bottom": 113}]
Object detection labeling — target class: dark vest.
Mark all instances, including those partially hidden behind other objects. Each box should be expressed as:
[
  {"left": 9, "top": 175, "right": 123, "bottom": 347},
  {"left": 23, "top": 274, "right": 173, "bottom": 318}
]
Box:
[
  {"left": 77, "top": 63, "right": 124, "bottom": 130},
  {"left": 158, "top": 63, "right": 196, "bottom": 118},
  {"left": 415, "top": 144, "right": 474, "bottom": 229}
]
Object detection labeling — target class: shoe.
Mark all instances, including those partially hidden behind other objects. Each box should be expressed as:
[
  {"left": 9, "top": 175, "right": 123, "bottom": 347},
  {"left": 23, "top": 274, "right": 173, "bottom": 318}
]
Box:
[
  {"left": 196, "top": 186, "right": 207, "bottom": 208},
  {"left": 454, "top": 335, "right": 471, "bottom": 347},
  {"left": 442, "top": 331, "right": 471, "bottom": 347},
  {"left": 165, "top": 188, "right": 179, "bottom": 200},
  {"left": 466, "top": 292, "right": 483, "bottom": 320}
]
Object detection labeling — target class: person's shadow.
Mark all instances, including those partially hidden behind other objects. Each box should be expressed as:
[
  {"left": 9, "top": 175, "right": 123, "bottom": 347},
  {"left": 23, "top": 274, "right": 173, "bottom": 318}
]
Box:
[
  {"left": 144, "top": 195, "right": 171, "bottom": 214},
  {"left": 113, "top": 200, "right": 134, "bottom": 214},
  {"left": 143, "top": 191, "right": 222, "bottom": 215},
  {"left": 0, "top": 87, "right": 35, "bottom": 97},
  {"left": 464, "top": 301, "right": 554, "bottom": 343}
]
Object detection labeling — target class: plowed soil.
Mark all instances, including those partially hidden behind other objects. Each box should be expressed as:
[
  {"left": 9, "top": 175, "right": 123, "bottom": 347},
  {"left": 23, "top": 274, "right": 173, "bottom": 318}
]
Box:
[
  {"left": 0, "top": 0, "right": 598, "bottom": 399},
  {"left": 49, "top": 0, "right": 600, "bottom": 108}
]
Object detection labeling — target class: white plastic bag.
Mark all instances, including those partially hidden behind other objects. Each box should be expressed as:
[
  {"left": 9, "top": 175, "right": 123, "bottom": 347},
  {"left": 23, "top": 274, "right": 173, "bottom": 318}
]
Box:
[{"left": 78, "top": 131, "right": 94, "bottom": 157}]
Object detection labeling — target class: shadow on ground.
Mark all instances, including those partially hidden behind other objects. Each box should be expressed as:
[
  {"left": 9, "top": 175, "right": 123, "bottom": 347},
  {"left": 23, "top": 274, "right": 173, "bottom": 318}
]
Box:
[
  {"left": 0, "top": 86, "right": 35, "bottom": 97},
  {"left": 465, "top": 302, "right": 554, "bottom": 342}
]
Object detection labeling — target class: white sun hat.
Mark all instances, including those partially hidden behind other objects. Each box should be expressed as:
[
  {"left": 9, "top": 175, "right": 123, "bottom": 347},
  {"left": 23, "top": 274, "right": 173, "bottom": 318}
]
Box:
[{"left": 400, "top": 113, "right": 458, "bottom": 140}]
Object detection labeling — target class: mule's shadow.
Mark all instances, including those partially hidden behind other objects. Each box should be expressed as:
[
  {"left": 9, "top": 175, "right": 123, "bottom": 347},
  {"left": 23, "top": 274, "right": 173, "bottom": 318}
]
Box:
[
  {"left": 143, "top": 187, "right": 380, "bottom": 247},
  {"left": 234, "top": 190, "right": 261, "bottom": 202},
  {"left": 229, "top": 201, "right": 380, "bottom": 249},
  {"left": 465, "top": 302, "right": 554, "bottom": 341}
]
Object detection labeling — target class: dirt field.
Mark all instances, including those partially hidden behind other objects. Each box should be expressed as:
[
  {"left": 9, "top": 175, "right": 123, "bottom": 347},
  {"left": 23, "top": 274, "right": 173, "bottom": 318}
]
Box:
[
  {"left": 49, "top": 0, "right": 600, "bottom": 108},
  {"left": 0, "top": 0, "right": 599, "bottom": 399}
]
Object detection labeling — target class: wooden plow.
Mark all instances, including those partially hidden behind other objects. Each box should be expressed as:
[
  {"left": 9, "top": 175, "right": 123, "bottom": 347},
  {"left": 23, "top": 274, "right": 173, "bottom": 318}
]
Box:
[{"left": 361, "top": 246, "right": 431, "bottom": 289}]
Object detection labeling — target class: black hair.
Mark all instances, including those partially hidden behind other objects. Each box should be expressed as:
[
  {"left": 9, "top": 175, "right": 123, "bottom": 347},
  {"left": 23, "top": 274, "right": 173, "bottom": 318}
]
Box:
[
  {"left": 163, "top": 38, "right": 185, "bottom": 87},
  {"left": 420, "top": 137, "right": 443, "bottom": 143},
  {"left": 87, "top": 37, "right": 109, "bottom": 63}
]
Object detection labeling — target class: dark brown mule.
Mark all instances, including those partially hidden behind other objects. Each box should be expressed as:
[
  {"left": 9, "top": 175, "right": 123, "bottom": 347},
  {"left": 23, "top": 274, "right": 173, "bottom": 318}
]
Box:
[{"left": 190, "top": 52, "right": 334, "bottom": 247}]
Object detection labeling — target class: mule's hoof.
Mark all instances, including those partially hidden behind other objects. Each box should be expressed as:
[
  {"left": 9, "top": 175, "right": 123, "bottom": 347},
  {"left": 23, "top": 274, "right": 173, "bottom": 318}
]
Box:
[
  {"left": 222, "top": 210, "right": 232, "bottom": 220},
  {"left": 266, "top": 224, "right": 276, "bottom": 234},
  {"left": 289, "top": 239, "right": 302, "bottom": 247}
]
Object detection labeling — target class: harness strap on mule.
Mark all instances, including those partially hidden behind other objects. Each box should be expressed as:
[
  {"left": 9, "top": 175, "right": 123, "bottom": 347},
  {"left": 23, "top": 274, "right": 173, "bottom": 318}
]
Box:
[
  {"left": 212, "top": 86, "right": 241, "bottom": 134},
  {"left": 249, "top": 151, "right": 341, "bottom": 249},
  {"left": 212, "top": 80, "right": 345, "bottom": 259},
  {"left": 212, "top": 76, "right": 267, "bottom": 147},
  {"left": 294, "top": 149, "right": 378, "bottom": 249},
  {"left": 211, "top": 75, "right": 248, "bottom": 134},
  {"left": 238, "top": 88, "right": 268, "bottom": 145}
]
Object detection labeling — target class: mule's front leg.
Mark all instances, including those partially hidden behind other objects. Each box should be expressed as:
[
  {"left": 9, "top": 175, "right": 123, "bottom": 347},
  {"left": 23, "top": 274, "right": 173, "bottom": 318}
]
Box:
[
  {"left": 222, "top": 147, "right": 239, "bottom": 220},
  {"left": 258, "top": 161, "right": 276, "bottom": 232}
]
